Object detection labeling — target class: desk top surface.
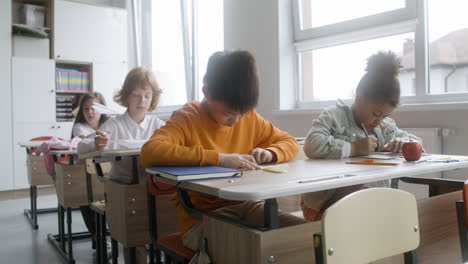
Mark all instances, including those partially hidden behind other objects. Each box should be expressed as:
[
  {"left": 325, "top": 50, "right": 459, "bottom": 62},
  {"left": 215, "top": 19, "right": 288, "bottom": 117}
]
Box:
[
  {"left": 78, "top": 148, "right": 141, "bottom": 160},
  {"left": 18, "top": 141, "right": 46, "bottom": 148},
  {"left": 49, "top": 149, "right": 78, "bottom": 155},
  {"left": 151, "top": 154, "right": 468, "bottom": 201}
]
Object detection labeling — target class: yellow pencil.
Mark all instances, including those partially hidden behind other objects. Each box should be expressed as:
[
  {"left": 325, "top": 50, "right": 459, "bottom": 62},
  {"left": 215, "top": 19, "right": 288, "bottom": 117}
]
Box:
[{"left": 346, "top": 161, "right": 400, "bottom": 166}]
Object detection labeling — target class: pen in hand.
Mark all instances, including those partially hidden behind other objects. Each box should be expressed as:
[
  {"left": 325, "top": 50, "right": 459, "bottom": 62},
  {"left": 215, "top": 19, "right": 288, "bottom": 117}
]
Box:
[{"left": 361, "top": 122, "right": 369, "bottom": 138}]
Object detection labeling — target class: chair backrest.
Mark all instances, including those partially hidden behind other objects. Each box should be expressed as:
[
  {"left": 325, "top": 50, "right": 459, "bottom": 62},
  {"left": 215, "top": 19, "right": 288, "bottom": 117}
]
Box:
[{"left": 320, "top": 188, "right": 420, "bottom": 264}]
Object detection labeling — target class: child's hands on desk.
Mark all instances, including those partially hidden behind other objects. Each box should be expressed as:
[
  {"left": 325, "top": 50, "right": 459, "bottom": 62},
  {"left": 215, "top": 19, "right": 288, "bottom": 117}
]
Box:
[
  {"left": 94, "top": 130, "right": 109, "bottom": 150},
  {"left": 218, "top": 153, "right": 261, "bottom": 171},
  {"left": 351, "top": 136, "right": 377, "bottom": 156},
  {"left": 249, "top": 148, "right": 277, "bottom": 164},
  {"left": 382, "top": 139, "right": 405, "bottom": 153}
]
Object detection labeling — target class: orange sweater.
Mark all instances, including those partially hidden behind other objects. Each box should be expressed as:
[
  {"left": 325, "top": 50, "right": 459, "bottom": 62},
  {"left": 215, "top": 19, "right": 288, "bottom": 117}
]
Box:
[{"left": 140, "top": 101, "right": 298, "bottom": 232}]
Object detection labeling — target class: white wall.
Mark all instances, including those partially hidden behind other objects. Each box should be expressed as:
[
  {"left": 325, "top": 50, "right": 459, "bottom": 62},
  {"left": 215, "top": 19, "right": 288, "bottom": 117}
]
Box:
[
  {"left": 224, "top": 0, "right": 468, "bottom": 180},
  {"left": 224, "top": 0, "right": 280, "bottom": 116},
  {"left": 0, "top": 0, "right": 13, "bottom": 191}
]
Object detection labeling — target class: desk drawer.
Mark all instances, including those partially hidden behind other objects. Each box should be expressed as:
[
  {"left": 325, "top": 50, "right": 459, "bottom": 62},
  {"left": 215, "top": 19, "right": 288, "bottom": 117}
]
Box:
[
  {"left": 55, "top": 163, "right": 88, "bottom": 207},
  {"left": 204, "top": 216, "right": 319, "bottom": 264},
  {"left": 105, "top": 180, "right": 151, "bottom": 247},
  {"left": 27, "top": 155, "right": 54, "bottom": 186}
]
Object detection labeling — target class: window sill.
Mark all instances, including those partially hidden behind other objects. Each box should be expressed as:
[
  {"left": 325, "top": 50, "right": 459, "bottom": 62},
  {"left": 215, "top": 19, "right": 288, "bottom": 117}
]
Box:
[{"left": 273, "top": 101, "right": 468, "bottom": 116}]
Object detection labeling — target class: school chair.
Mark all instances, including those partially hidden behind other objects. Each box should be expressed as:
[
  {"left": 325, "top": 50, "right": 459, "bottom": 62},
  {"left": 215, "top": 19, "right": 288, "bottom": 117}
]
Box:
[
  {"left": 456, "top": 180, "right": 468, "bottom": 262},
  {"left": 147, "top": 176, "right": 195, "bottom": 264},
  {"left": 85, "top": 159, "right": 114, "bottom": 264},
  {"left": 313, "top": 188, "right": 420, "bottom": 264}
]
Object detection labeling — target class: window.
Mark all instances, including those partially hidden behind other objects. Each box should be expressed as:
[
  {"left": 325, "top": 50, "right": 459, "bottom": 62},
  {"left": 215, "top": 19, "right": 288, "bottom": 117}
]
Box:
[
  {"left": 300, "top": 33, "right": 415, "bottom": 102},
  {"left": 147, "top": 0, "right": 224, "bottom": 108},
  {"left": 293, "top": 0, "right": 468, "bottom": 109},
  {"left": 298, "top": 0, "right": 405, "bottom": 30},
  {"left": 428, "top": 0, "right": 468, "bottom": 95},
  {"left": 151, "top": 1, "right": 187, "bottom": 106}
]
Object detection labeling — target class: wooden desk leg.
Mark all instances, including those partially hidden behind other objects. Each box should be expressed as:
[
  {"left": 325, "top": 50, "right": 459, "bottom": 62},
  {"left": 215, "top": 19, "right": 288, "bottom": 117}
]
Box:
[{"left": 264, "top": 199, "right": 279, "bottom": 229}]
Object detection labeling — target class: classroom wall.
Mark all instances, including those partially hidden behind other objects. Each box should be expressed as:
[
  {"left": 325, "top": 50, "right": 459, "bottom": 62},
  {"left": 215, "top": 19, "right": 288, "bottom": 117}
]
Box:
[
  {"left": 0, "top": 0, "right": 13, "bottom": 191},
  {"left": 224, "top": 0, "right": 468, "bottom": 180}
]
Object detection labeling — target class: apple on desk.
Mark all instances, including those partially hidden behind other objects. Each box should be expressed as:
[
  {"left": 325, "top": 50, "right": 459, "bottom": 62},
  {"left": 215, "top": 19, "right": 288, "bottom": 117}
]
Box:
[{"left": 402, "top": 140, "right": 423, "bottom": 161}]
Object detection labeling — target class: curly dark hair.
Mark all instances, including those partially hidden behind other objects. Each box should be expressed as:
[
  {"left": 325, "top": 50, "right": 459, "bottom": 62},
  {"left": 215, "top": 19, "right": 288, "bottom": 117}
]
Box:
[{"left": 356, "top": 51, "right": 402, "bottom": 107}]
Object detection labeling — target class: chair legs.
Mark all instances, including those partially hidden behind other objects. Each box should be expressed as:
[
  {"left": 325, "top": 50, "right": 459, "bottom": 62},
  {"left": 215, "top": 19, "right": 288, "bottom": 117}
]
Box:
[
  {"left": 456, "top": 201, "right": 468, "bottom": 262},
  {"left": 403, "top": 250, "right": 418, "bottom": 264},
  {"left": 95, "top": 211, "right": 112, "bottom": 264},
  {"left": 111, "top": 238, "right": 118, "bottom": 264}
]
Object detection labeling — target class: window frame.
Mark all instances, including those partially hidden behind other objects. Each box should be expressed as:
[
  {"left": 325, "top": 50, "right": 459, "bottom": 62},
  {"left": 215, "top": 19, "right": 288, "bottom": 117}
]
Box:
[
  {"left": 292, "top": 0, "right": 468, "bottom": 110},
  {"left": 141, "top": 0, "right": 205, "bottom": 113}
]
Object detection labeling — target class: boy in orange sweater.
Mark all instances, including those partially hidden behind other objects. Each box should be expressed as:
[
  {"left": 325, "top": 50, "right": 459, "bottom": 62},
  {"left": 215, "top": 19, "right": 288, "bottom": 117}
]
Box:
[{"left": 141, "top": 50, "right": 304, "bottom": 250}]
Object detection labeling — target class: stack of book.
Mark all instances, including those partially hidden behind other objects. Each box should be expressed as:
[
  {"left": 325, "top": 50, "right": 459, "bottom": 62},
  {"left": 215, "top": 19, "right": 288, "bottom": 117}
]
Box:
[
  {"left": 146, "top": 166, "right": 242, "bottom": 182},
  {"left": 56, "top": 95, "right": 76, "bottom": 122}
]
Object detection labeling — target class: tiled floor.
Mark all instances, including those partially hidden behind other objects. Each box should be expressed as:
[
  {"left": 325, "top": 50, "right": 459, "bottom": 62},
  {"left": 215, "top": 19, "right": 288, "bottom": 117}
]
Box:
[
  {"left": 0, "top": 190, "right": 123, "bottom": 264},
  {"left": 0, "top": 186, "right": 302, "bottom": 264}
]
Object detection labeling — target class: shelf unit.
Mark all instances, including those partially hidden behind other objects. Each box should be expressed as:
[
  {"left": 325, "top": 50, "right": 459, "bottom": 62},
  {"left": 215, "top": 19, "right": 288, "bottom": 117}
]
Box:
[
  {"left": 12, "top": 0, "right": 53, "bottom": 57},
  {"left": 55, "top": 61, "right": 93, "bottom": 122}
]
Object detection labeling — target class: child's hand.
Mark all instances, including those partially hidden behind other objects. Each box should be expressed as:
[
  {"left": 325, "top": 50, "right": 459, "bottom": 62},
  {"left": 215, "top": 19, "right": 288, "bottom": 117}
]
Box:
[
  {"left": 94, "top": 131, "right": 109, "bottom": 150},
  {"left": 218, "top": 153, "right": 262, "bottom": 171},
  {"left": 249, "top": 148, "right": 276, "bottom": 164},
  {"left": 383, "top": 139, "right": 405, "bottom": 153},
  {"left": 351, "top": 136, "right": 377, "bottom": 156}
]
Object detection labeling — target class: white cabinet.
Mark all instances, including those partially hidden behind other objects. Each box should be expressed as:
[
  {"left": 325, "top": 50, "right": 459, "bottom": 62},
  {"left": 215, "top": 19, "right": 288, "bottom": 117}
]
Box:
[
  {"left": 53, "top": 0, "right": 127, "bottom": 63},
  {"left": 12, "top": 57, "right": 55, "bottom": 123},
  {"left": 0, "top": 0, "right": 13, "bottom": 191},
  {"left": 93, "top": 61, "right": 128, "bottom": 113}
]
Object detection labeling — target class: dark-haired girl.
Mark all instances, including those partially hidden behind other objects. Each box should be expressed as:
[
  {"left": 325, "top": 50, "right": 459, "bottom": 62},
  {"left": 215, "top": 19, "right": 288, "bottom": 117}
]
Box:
[{"left": 301, "top": 51, "right": 422, "bottom": 221}]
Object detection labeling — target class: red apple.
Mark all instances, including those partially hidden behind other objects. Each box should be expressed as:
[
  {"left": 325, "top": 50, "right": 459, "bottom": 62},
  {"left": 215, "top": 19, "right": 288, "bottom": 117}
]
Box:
[{"left": 402, "top": 142, "right": 423, "bottom": 161}]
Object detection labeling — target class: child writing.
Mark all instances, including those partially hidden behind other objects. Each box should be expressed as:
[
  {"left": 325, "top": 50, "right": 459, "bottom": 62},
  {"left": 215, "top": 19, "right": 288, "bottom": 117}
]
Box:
[
  {"left": 78, "top": 67, "right": 165, "bottom": 263},
  {"left": 141, "top": 50, "right": 305, "bottom": 251},
  {"left": 71, "top": 92, "right": 108, "bottom": 252},
  {"left": 78, "top": 67, "right": 165, "bottom": 183},
  {"left": 72, "top": 92, "right": 108, "bottom": 139},
  {"left": 301, "top": 51, "right": 422, "bottom": 221}
]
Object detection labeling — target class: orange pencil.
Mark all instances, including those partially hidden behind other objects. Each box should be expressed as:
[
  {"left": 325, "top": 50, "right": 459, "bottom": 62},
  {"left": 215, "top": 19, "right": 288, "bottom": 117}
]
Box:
[{"left": 346, "top": 161, "right": 399, "bottom": 166}]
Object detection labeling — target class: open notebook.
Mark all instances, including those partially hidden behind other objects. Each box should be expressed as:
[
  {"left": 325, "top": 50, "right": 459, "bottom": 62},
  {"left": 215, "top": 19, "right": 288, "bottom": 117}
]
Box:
[{"left": 146, "top": 166, "right": 242, "bottom": 181}]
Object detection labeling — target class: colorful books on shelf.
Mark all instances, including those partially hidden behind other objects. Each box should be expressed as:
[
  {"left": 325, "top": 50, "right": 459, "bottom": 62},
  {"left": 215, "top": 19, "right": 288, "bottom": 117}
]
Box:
[
  {"left": 146, "top": 166, "right": 242, "bottom": 181},
  {"left": 56, "top": 68, "right": 90, "bottom": 92}
]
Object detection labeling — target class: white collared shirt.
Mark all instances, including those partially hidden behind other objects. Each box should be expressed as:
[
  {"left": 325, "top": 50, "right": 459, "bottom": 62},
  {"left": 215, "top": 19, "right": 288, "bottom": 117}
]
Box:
[
  {"left": 72, "top": 122, "right": 95, "bottom": 138},
  {"left": 78, "top": 111, "right": 165, "bottom": 183}
]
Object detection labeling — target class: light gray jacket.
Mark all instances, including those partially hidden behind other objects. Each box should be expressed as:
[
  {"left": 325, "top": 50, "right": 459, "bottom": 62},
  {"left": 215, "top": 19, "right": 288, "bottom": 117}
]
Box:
[
  {"left": 302, "top": 101, "right": 422, "bottom": 212},
  {"left": 304, "top": 100, "right": 422, "bottom": 159}
]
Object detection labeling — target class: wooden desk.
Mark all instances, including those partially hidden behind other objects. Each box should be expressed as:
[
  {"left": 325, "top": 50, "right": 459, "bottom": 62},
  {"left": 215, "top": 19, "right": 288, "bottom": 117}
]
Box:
[
  {"left": 17, "top": 140, "right": 55, "bottom": 230},
  {"left": 79, "top": 146, "right": 150, "bottom": 263},
  {"left": 148, "top": 154, "right": 468, "bottom": 263},
  {"left": 46, "top": 149, "right": 93, "bottom": 264}
]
